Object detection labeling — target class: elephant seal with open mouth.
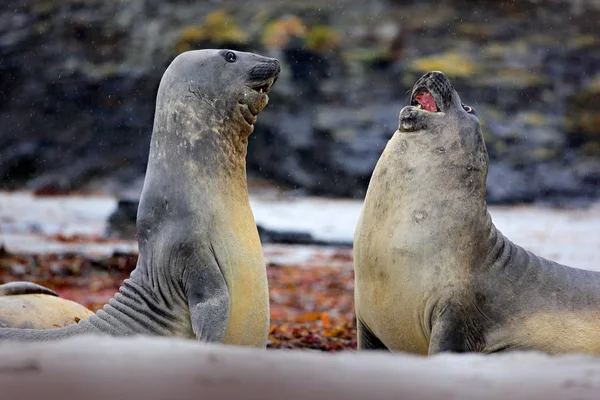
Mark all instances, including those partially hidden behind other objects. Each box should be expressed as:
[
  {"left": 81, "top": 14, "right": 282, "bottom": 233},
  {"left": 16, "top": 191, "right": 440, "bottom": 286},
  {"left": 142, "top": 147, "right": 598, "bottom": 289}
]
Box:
[
  {"left": 354, "top": 71, "right": 600, "bottom": 355},
  {"left": 0, "top": 49, "right": 280, "bottom": 347}
]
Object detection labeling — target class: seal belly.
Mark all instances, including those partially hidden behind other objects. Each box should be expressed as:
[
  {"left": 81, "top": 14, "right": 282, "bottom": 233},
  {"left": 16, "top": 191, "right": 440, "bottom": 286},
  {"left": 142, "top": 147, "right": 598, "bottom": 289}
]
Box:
[
  {"left": 0, "top": 294, "right": 93, "bottom": 329},
  {"left": 356, "top": 283, "right": 430, "bottom": 354},
  {"left": 499, "top": 311, "right": 600, "bottom": 355},
  {"left": 218, "top": 205, "right": 269, "bottom": 347},
  {"left": 354, "top": 207, "right": 431, "bottom": 354},
  {"left": 222, "top": 260, "right": 269, "bottom": 347}
]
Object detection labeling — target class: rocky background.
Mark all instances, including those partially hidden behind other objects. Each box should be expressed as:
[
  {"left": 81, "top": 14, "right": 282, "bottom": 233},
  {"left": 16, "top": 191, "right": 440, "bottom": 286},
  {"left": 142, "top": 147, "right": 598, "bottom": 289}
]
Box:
[{"left": 1, "top": 0, "right": 600, "bottom": 205}]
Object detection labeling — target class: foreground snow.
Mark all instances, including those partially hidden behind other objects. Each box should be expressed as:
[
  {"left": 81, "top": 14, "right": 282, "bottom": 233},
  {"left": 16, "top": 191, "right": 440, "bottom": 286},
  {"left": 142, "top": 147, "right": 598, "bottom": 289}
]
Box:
[
  {"left": 0, "top": 191, "right": 599, "bottom": 272},
  {"left": 1, "top": 336, "right": 600, "bottom": 400}
]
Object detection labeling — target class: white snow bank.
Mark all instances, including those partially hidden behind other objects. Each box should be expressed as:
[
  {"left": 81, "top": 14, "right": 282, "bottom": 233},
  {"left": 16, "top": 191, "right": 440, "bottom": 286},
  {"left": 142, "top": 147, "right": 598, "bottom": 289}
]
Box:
[{"left": 0, "top": 191, "right": 118, "bottom": 236}]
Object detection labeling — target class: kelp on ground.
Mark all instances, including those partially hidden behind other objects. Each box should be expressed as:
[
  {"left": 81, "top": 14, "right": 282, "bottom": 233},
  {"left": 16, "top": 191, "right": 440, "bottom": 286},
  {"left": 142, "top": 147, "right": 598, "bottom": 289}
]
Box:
[{"left": 0, "top": 246, "right": 357, "bottom": 351}]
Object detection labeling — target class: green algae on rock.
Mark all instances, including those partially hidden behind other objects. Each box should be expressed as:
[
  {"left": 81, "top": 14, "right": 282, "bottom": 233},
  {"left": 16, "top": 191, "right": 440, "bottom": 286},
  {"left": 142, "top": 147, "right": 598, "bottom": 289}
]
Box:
[{"left": 175, "top": 10, "right": 248, "bottom": 54}]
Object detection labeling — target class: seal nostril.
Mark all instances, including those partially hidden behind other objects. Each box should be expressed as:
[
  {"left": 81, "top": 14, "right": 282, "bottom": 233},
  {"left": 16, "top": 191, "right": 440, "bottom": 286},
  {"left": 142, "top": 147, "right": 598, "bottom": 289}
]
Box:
[
  {"left": 272, "top": 60, "right": 281, "bottom": 75},
  {"left": 249, "top": 63, "right": 280, "bottom": 81}
]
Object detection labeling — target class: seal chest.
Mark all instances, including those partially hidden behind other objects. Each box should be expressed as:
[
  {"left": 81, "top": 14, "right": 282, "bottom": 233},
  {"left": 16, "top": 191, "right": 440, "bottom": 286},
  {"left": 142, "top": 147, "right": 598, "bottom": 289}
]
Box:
[{"left": 215, "top": 196, "right": 269, "bottom": 346}]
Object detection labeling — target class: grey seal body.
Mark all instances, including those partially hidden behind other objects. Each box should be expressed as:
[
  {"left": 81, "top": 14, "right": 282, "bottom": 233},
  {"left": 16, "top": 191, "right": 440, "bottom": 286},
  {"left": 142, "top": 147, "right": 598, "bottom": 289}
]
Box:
[
  {"left": 0, "top": 282, "right": 94, "bottom": 329},
  {"left": 0, "top": 49, "right": 280, "bottom": 347},
  {"left": 354, "top": 71, "right": 600, "bottom": 355}
]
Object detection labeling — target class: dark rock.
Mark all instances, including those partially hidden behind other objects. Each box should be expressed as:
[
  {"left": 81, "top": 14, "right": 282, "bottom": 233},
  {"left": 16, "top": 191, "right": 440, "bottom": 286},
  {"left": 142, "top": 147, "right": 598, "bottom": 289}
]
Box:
[
  {"left": 257, "top": 225, "right": 352, "bottom": 247},
  {"left": 486, "top": 163, "right": 534, "bottom": 204},
  {"left": 564, "top": 76, "right": 600, "bottom": 154},
  {"left": 1, "top": 0, "right": 600, "bottom": 206},
  {"left": 574, "top": 161, "right": 600, "bottom": 187},
  {"left": 106, "top": 199, "right": 139, "bottom": 238},
  {"left": 248, "top": 103, "right": 398, "bottom": 198}
]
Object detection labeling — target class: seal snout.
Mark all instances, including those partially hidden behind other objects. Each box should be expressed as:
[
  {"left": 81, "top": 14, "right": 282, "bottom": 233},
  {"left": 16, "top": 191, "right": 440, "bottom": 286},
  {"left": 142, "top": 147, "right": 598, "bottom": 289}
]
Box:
[
  {"left": 239, "top": 58, "right": 280, "bottom": 126},
  {"left": 248, "top": 60, "right": 281, "bottom": 94},
  {"left": 410, "top": 71, "right": 453, "bottom": 113},
  {"left": 398, "top": 106, "right": 427, "bottom": 133}
]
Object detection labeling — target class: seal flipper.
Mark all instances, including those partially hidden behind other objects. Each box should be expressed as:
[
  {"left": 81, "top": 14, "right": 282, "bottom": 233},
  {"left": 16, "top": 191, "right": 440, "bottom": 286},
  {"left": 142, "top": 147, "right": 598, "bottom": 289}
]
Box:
[
  {"left": 428, "top": 305, "right": 486, "bottom": 355},
  {"left": 357, "top": 318, "right": 389, "bottom": 351},
  {"left": 0, "top": 282, "right": 58, "bottom": 297},
  {"left": 186, "top": 260, "right": 231, "bottom": 342}
]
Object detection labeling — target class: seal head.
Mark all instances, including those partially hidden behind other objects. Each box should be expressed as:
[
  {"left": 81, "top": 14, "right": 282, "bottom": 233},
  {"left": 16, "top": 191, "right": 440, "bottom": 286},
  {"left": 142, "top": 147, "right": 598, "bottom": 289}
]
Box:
[
  {"left": 156, "top": 49, "right": 279, "bottom": 137},
  {"left": 399, "top": 71, "right": 485, "bottom": 160},
  {"left": 396, "top": 71, "right": 489, "bottom": 203}
]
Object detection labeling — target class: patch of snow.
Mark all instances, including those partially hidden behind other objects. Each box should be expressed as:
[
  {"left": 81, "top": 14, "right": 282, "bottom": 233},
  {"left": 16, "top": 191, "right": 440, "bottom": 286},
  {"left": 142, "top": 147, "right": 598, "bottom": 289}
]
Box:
[
  {"left": 0, "top": 191, "right": 117, "bottom": 236},
  {"left": 250, "top": 197, "right": 360, "bottom": 242},
  {"left": 0, "top": 233, "right": 137, "bottom": 257},
  {"left": 263, "top": 244, "right": 352, "bottom": 268}
]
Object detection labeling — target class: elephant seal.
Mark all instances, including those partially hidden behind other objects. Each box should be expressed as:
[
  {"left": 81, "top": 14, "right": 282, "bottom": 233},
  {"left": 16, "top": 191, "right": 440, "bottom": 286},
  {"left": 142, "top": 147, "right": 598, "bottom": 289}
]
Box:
[
  {"left": 354, "top": 71, "right": 600, "bottom": 355},
  {"left": 0, "top": 49, "right": 280, "bottom": 347},
  {"left": 0, "top": 282, "right": 93, "bottom": 328}
]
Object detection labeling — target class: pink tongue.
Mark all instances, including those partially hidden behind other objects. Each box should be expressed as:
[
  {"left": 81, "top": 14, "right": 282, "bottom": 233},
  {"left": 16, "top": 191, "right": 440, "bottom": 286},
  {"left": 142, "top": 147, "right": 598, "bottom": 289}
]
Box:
[{"left": 416, "top": 92, "right": 438, "bottom": 112}]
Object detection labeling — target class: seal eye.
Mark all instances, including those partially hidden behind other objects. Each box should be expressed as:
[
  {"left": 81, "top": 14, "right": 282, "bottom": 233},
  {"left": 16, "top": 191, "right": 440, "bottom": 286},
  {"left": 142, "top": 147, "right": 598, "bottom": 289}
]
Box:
[
  {"left": 462, "top": 104, "right": 474, "bottom": 113},
  {"left": 224, "top": 51, "right": 237, "bottom": 63}
]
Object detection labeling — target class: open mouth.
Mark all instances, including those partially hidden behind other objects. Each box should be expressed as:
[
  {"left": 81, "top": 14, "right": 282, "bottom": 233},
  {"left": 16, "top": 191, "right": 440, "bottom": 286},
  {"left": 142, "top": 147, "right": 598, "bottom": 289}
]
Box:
[
  {"left": 411, "top": 89, "right": 439, "bottom": 113},
  {"left": 250, "top": 77, "right": 277, "bottom": 94}
]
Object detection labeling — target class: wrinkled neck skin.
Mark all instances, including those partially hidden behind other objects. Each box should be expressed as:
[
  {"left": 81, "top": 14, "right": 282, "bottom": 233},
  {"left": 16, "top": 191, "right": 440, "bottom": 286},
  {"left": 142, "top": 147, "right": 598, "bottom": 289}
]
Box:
[
  {"left": 144, "top": 83, "right": 251, "bottom": 211},
  {"left": 148, "top": 67, "right": 252, "bottom": 184},
  {"left": 360, "top": 111, "right": 493, "bottom": 283}
]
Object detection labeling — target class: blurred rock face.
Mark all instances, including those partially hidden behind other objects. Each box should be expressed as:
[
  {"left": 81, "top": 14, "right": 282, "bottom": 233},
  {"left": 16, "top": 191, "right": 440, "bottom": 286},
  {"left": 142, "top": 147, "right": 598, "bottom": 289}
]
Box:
[{"left": 1, "top": 0, "right": 599, "bottom": 205}]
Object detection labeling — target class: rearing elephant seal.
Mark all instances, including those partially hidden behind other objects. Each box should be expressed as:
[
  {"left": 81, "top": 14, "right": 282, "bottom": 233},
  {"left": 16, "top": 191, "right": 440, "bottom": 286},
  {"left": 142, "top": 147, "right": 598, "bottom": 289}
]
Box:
[
  {"left": 0, "top": 49, "right": 280, "bottom": 347},
  {"left": 354, "top": 71, "right": 600, "bottom": 355}
]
